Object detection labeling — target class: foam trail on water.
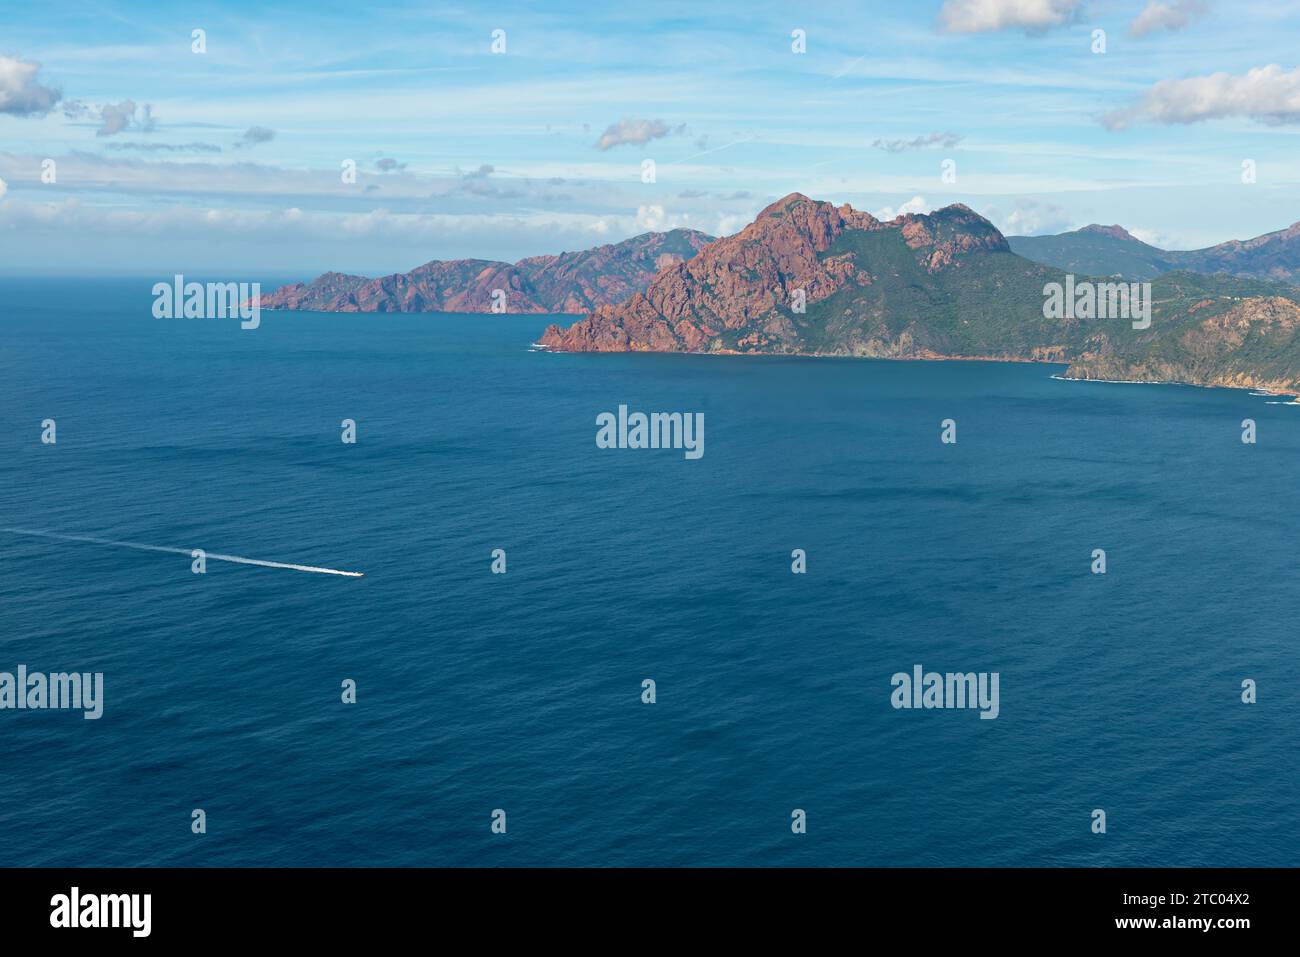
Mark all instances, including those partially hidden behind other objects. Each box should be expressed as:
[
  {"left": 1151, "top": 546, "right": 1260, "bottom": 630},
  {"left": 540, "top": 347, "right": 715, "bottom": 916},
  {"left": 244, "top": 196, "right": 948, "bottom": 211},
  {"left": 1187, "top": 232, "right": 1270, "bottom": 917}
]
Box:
[{"left": 0, "top": 528, "right": 364, "bottom": 577}]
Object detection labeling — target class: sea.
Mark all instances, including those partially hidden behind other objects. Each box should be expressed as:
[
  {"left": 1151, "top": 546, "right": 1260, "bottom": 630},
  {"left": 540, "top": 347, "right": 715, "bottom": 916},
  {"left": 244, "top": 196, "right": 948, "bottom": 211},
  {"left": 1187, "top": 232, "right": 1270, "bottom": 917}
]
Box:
[{"left": 0, "top": 276, "right": 1296, "bottom": 867}]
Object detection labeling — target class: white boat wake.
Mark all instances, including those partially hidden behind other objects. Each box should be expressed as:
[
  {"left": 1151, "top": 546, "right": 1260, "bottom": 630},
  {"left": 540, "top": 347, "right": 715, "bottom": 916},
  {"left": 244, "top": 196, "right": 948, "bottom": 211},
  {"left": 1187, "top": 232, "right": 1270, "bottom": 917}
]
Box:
[{"left": 0, "top": 527, "right": 363, "bottom": 577}]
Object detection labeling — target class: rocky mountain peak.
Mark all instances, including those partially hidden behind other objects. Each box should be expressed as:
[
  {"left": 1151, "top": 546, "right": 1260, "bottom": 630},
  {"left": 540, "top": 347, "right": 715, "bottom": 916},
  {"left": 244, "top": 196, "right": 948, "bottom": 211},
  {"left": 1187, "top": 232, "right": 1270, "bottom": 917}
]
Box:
[
  {"left": 1079, "top": 224, "right": 1140, "bottom": 242},
  {"left": 540, "top": 194, "right": 1014, "bottom": 353}
]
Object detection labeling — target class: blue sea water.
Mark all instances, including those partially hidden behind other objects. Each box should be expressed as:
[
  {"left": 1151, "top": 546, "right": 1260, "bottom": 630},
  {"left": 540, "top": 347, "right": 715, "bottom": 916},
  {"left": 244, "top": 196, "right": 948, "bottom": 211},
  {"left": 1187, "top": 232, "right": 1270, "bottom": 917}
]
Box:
[{"left": 0, "top": 276, "right": 1297, "bottom": 867}]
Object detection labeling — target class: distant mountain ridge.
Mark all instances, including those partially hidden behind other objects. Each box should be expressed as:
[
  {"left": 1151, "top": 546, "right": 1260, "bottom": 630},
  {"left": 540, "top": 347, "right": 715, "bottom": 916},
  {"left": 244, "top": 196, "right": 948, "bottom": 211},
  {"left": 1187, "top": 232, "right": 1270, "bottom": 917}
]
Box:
[
  {"left": 261, "top": 228, "right": 714, "bottom": 314},
  {"left": 540, "top": 193, "right": 1300, "bottom": 394},
  {"left": 1010, "top": 220, "right": 1300, "bottom": 283}
]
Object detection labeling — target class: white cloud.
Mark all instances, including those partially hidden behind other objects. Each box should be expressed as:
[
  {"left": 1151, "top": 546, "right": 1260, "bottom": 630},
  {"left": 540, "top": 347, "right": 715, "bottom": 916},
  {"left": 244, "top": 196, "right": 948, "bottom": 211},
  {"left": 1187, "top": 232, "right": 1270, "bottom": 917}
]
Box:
[
  {"left": 0, "top": 150, "right": 540, "bottom": 208},
  {"left": 0, "top": 55, "right": 61, "bottom": 116},
  {"left": 0, "top": 177, "right": 7, "bottom": 201},
  {"left": 875, "top": 195, "right": 930, "bottom": 220},
  {"left": 0, "top": 195, "right": 666, "bottom": 253},
  {"left": 983, "top": 198, "right": 1072, "bottom": 235},
  {"left": 1103, "top": 64, "right": 1300, "bottom": 129},
  {"left": 938, "top": 0, "right": 1079, "bottom": 34},
  {"left": 1128, "top": 226, "right": 1175, "bottom": 248},
  {"left": 594, "top": 118, "right": 682, "bottom": 151},
  {"left": 1129, "top": 0, "right": 1206, "bottom": 38},
  {"left": 635, "top": 204, "right": 666, "bottom": 230},
  {"left": 714, "top": 213, "right": 750, "bottom": 237},
  {"left": 632, "top": 203, "right": 701, "bottom": 233}
]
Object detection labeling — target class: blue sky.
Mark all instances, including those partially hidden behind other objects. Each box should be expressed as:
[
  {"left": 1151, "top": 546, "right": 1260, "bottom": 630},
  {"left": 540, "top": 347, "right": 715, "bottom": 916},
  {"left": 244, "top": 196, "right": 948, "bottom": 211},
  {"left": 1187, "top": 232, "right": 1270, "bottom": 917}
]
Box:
[{"left": 2, "top": 0, "right": 1300, "bottom": 276}]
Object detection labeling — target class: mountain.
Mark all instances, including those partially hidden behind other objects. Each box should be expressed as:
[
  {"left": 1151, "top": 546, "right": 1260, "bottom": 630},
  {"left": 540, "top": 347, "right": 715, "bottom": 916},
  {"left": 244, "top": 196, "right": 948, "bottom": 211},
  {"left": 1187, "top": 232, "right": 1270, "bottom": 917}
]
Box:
[
  {"left": 539, "top": 193, "right": 1300, "bottom": 393},
  {"left": 261, "top": 228, "right": 714, "bottom": 314},
  {"left": 1170, "top": 221, "right": 1300, "bottom": 283},
  {"left": 1008, "top": 225, "right": 1174, "bottom": 280},
  {"left": 1010, "top": 221, "right": 1300, "bottom": 284}
]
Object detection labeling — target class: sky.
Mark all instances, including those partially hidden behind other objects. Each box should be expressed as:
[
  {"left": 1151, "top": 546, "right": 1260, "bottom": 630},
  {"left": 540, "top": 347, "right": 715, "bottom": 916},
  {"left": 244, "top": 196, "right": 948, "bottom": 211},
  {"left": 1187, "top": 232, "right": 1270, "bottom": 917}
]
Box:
[{"left": 3, "top": 0, "right": 1300, "bottom": 277}]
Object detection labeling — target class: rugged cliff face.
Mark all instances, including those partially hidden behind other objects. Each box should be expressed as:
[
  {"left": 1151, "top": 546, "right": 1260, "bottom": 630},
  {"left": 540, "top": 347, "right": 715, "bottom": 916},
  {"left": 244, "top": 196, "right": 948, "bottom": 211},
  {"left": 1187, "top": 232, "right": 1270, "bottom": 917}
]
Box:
[
  {"left": 1064, "top": 294, "right": 1300, "bottom": 392},
  {"left": 261, "top": 228, "right": 714, "bottom": 314},
  {"left": 539, "top": 193, "right": 1010, "bottom": 353},
  {"left": 540, "top": 193, "right": 1300, "bottom": 394}
]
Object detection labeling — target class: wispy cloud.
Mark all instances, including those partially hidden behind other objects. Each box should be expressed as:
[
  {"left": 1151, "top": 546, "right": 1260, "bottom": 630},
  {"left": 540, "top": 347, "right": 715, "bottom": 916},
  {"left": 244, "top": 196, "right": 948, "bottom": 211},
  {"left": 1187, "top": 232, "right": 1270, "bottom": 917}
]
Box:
[
  {"left": 64, "top": 98, "right": 157, "bottom": 136},
  {"left": 235, "top": 125, "right": 275, "bottom": 148},
  {"left": 103, "top": 142, "right": 222, "bottom": 153},
  {"left": 103, "top": 100, "right": 154, "bottom": 136},
  {"left": 455, "top": 163, "right": 527, "bottom": 199},
  {"left": 594, "top": 117, "right": 684, "bottom": 151},
  {"left": 873, "top": 132, "right": 963, "bottom": 153}
]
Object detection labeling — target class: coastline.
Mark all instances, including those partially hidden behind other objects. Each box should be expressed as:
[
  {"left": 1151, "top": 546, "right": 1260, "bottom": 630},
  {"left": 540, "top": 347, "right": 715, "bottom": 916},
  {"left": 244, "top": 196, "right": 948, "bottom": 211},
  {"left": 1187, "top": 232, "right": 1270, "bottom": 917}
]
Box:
[{"left": 532, "top": 341, "right": 1300, "bottom": 399}]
